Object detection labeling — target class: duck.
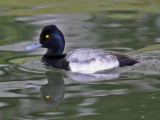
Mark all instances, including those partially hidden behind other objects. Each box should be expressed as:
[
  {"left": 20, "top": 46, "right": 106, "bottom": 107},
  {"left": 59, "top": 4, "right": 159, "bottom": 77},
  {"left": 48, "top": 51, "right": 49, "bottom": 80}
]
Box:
[{"left": 25, "top": 25, "right": 139, "bottom": 73}]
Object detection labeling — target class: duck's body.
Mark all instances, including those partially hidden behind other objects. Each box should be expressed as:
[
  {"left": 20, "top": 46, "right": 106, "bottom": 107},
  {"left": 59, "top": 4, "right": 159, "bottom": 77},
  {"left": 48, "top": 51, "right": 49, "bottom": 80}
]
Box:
[
  {"left": 42, "top": 48, "right": 138, "bottom": 73},
  {"left": 26, "top": 25, "right": 139, "bottom": 73}
]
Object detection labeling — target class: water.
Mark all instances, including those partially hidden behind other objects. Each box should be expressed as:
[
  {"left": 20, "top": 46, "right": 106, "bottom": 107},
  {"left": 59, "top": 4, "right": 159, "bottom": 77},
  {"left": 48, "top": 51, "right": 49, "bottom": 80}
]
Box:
[{"left": 0, "top": 10, "right": 160, "bottom": 120}]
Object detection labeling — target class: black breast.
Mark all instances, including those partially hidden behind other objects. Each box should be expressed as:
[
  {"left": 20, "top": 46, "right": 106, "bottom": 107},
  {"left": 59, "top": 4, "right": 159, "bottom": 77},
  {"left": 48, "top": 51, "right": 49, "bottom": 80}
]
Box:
[
  {"left": 110, "top": 52, "right": 139, "bottom": 67},
  {"left": 42, "top": 54, "right": 70, "bottom": 70}
]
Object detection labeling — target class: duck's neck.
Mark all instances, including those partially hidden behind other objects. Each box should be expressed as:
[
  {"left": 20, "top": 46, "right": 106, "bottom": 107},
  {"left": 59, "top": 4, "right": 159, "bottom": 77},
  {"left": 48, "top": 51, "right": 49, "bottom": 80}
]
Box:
[{"left": 46, "top": 49, "right": 63, "bottom": 56}]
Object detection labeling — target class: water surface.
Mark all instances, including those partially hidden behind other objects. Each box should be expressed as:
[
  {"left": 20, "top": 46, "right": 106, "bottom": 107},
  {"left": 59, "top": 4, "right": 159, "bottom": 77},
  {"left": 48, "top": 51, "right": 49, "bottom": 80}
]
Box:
[{"left": 0, "top": 10, "right": 160, "bottom": 120}]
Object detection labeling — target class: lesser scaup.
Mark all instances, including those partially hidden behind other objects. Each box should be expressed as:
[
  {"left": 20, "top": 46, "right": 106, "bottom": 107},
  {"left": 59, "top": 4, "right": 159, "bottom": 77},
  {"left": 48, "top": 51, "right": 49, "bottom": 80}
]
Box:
[{"left": 25, "top": 25, "right": 139, "bottom": 73}]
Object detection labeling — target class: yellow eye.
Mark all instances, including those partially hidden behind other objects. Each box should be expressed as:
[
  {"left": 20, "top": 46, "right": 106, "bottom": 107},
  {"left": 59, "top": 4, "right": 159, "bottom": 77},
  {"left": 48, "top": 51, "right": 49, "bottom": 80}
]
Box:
[
  {"left": 46, "top": 95, "right": 50, "bottom": 99},
  {"left": 45, "top": 35, "right": 49, "bottom": 38}
]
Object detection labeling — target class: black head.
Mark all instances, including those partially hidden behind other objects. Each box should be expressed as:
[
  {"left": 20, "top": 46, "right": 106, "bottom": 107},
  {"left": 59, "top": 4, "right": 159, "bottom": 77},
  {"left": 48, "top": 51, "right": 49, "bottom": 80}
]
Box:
[
  {"left": 25, "top": 25, "right": 65, "bottom": 55},
  {"left": 40, "top": 25, "right": 65, "bottom": 55}
]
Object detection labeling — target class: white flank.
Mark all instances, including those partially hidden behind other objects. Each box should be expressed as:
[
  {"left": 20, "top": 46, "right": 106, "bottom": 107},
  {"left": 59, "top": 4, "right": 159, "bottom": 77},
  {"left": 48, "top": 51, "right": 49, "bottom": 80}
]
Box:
[{"left": 69, "top": 55, "right": 119, "bottom": 73}]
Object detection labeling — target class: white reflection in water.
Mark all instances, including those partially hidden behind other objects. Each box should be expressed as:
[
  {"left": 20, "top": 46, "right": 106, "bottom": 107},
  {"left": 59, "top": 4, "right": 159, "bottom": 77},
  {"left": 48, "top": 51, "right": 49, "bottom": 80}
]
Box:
[
  {"left": 76, "top": 108, "right": 97, "bottom": 116},
  {"left": 78, "top": 98, "right": 98, "bottom": 106},
  {"left": 0, "top": 70, "right": 5, "bottom": 75},
  {"left": 0, "top": 102, "right": 9, "bottom": 108},
  {"left": 67, "top": 72, "right": 119, "bottom": 82},
  {"left": 40, "top": 112, "right": 63, "bottom": 115},
  {"left": 29, "top": 4, "right": 55, "bottom": 10}
]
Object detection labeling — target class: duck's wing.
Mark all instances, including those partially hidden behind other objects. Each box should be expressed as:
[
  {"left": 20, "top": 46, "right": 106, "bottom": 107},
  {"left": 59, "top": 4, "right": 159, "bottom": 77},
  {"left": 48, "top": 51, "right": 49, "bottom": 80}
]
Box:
[{"left": 66, "top": 48, "right": 107, "bottom": 62}]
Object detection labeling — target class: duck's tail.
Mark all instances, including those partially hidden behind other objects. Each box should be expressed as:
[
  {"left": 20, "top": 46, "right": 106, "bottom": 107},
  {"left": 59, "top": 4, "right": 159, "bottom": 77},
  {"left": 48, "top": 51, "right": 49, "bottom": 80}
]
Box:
[{"left": 110, "top": 52, "right": 139, "bottom": 67}]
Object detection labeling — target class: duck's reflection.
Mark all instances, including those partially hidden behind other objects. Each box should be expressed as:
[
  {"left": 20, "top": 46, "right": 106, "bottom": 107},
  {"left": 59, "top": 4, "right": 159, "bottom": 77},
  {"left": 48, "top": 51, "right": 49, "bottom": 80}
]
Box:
[
  {"left": 26, "top": 71, "right": 65, "bottom": 106},
  {"left": 26, "top": 69, "right": 119, "bottom": 105}
]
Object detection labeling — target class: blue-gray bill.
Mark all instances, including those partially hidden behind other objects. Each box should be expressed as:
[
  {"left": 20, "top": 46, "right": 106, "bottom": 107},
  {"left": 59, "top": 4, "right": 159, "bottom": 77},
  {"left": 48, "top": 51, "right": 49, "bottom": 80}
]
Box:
[{"left": 25, "top": 41, "right": 41, "bottom": 50}]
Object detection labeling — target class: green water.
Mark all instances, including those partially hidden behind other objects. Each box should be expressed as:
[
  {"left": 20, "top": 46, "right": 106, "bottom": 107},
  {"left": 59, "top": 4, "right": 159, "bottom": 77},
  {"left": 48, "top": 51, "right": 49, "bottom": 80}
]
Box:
[{"left": 0, "top": 1, "right": 160, "bottom": 120}]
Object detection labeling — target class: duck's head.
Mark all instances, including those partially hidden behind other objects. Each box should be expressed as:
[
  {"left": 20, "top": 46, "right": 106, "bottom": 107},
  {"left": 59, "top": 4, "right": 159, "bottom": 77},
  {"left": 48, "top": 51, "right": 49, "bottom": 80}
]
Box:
[{"left": 25, "top": 25, "right": 65, "bottom": 55}]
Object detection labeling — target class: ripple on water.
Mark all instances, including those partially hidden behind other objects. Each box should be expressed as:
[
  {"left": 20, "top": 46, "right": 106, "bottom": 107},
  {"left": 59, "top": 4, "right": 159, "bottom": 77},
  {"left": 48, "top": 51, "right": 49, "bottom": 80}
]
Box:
[
  {"left": 9, "top": 59, "right": 48, "bottom": 74},
  {"left": 122, "top": 50, "right": 160, "bottom": 75}
]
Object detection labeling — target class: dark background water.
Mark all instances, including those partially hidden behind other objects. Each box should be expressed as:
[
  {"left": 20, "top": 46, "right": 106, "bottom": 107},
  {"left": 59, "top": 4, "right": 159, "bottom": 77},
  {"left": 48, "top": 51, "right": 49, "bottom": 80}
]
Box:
[{"left": 0, "top": 1, "right": 160, "bottom": 120}]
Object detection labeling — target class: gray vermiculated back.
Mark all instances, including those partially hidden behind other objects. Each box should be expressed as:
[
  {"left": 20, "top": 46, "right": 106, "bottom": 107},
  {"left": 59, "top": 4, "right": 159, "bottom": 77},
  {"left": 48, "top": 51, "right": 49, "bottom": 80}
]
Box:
[{"left": 66, "top": 48, "right": 109, "bottom": 62}]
